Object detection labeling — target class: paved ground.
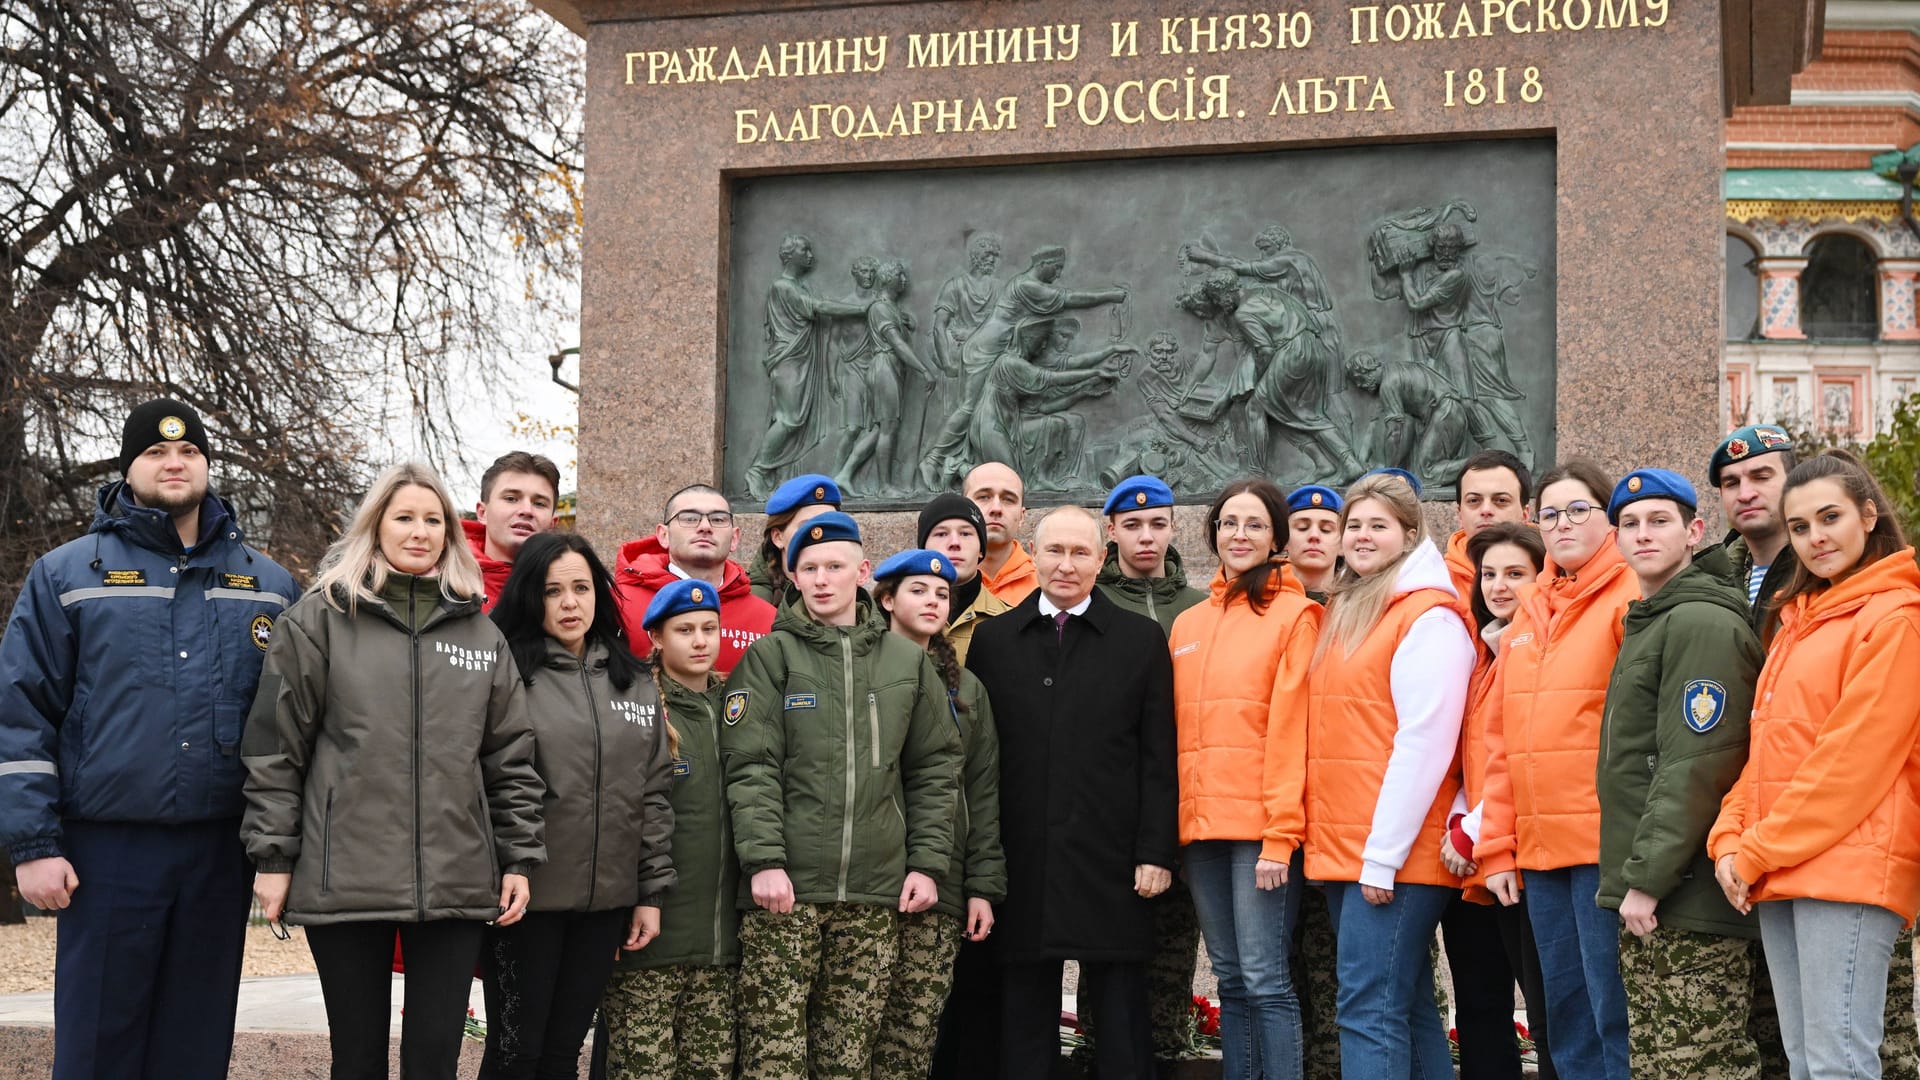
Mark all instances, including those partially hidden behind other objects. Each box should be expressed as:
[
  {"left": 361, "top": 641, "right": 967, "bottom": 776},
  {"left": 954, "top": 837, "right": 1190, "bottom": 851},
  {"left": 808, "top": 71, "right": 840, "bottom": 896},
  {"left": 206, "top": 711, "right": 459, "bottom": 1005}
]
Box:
[{"left": 0, "top": 973, "right": 487, "bottom": 1034}]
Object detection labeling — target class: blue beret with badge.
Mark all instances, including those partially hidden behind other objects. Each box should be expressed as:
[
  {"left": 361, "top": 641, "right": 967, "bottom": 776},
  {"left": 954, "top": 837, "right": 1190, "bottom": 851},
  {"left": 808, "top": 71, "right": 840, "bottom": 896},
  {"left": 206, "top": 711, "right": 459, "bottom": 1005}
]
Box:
[
  {"left": 642, "top": 576, "right": 722, "bottom": 631},
  {"left": 1607, "top": 467, "right": 1697, "bottom": 524},
  {"left": 1102, "top": 474, "right": 1175, "bottom": 516},
  {"left": 1708, "top": 423, "right": 1793, "bottom": 486},
  {"left": 1363, "top": 466, "right": 1423, "bottom": 498},
  {"left": 1288, "top": 484, "right": 1344, "bottom": 516},
  {"left": 873, "top": 548, "right": 957, "bottom": 584},
  {"left": 785, "top": 510, "right": 862, "bottom": 570},
  {"left": 765, "top": 473, "right": 842, "bottom": 516}
]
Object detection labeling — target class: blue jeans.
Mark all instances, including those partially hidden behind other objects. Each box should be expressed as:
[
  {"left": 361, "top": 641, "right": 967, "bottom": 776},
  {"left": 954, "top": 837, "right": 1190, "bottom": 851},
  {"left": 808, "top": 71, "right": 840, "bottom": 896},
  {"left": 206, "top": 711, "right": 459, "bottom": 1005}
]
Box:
[
  {"left": 1324, "top": 879, "right": 1454, "bottom": 1080},
  {"left": 1525, "top": 864, "right": 1629, "bottom": 1080},
  {"left": 1186, "top": 841, "right": 1304, "bottom": 1080},
  {"left": 1759, "top": 897, "right": 1904, "bottom": 1080}
]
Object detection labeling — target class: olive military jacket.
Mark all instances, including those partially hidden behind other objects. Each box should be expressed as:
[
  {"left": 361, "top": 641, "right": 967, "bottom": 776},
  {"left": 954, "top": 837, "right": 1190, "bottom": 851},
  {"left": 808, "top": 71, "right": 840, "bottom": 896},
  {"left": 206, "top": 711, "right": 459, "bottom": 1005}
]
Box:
[
  {"left": 931, "top": 668, "right": 1007, "bottom": 920},
  {"left": 1096, "top": 544, "right": 1208, "bottom": 636},
  {"left": 721, "top": 595, "right": 962, "bottom": 910},
  {"left": 1595, "top": 553, "right": 1763, "bottom": 939},
  {"left": 240, "top": 573, "right": 545, "bottom": 925}
]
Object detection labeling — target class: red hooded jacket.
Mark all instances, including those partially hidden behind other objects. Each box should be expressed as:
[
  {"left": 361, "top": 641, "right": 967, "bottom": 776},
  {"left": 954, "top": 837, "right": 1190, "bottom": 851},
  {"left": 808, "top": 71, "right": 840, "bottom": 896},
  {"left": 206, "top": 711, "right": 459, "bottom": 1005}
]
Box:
[
  {"left": 612, "top": 536, "right": 775, "bottom": 675},
  {"left": 462, "top": 519, "right": 514, "bottom": 612}
]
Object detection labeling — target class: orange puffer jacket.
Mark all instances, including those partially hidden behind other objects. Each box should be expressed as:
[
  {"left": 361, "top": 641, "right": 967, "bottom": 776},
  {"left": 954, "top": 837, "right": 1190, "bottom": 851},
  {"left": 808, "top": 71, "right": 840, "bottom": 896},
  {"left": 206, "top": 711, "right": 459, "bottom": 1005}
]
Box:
[
  {"left": 1474, "top": 537, "right": 1639, "bottom": 875},
  {"left": 1169, "top": 563, "right": 1323, "bottom": 862},
  {"left": 1305, "top": 542, "right": 1475, "bottom": 888},
  {"left": 1709, "top": 549, "right": 1920, "bottom": 922},
  {"left": 1444, "top": 529, "right": 1475, "bottom": 602}
]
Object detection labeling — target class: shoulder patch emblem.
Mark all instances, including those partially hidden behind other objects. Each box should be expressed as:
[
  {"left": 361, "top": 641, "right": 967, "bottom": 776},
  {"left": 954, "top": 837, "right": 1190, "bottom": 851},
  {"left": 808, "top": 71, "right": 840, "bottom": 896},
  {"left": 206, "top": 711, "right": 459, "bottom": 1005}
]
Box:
[
  {"left": 1684, "top": 679, "right": 1727, "bottom": 733},
  {"left": 250, "top": 614, "right": 274, "bottom": 651},
  {"left": 725, "top": 690, "right": 749, "bottom": 725},
  {"left": 784, "top": 693, "right": 817, "bottom": 710}
]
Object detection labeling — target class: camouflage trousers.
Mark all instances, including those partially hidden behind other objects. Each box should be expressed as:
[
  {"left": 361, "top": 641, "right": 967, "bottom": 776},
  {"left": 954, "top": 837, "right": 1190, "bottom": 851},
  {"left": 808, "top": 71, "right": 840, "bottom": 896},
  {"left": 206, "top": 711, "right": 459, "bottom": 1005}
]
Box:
[
  {"left": 1076, "top": 876, "right": 1203, "bottom": 1059},
  {"left": 1749, "top": 923, "right": 1919, "bottom": 1078},
  {"left": 869, "top": 910, "right": 962, "bottom": 1080},
  {"left": 600, "top": 963, "right": 739, "bottom": 1080},
  {"left": 738, "top": 902, "right": 898, "bottom": 1080},
  {"left": 1618, "top": 925, "right": 1760, "bottom": 1080},
  {"left": 1294, "top": 885, "right": 1341, "bottom": 1080}
]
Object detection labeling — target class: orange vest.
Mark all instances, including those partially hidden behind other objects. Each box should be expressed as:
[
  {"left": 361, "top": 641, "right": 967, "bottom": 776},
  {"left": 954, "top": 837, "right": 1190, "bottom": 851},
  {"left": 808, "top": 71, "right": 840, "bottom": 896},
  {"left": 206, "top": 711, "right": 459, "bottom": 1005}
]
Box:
[
  {"left": 1444, "top": 529, "right": 1476, "bottom": 602},
  {"left": 1305, "top": 588, "right": 1470, "bottom": 887},
  {"left": 1170, "top": 564, "right": 1322, "bottom": 862},
  {"left": 1475, "top": 538, "right": 1638, "bottom": 874},
  {"left": 1709, "top": 550, "right": 1920, "bottom": 921},
  {"left": 982, "top": 543, "right": 1038, "bottom": 606}
]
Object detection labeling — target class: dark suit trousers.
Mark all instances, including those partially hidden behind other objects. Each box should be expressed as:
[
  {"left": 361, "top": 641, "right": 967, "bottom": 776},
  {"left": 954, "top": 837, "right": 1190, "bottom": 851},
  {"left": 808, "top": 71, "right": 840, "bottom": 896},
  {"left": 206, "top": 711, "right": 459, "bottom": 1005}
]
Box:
[{"left": 1003, "top": 959, "right": 1153, "bottom": 1079}]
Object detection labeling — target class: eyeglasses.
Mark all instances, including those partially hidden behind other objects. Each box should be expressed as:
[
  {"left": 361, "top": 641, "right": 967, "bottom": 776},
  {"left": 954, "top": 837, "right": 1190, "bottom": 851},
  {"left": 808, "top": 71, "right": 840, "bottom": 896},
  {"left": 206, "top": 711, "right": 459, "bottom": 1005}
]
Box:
[
  {"left": 1213, "top": 518, "right": 1273, "bottom": 537},
  {"left": 669, "top": 510, "right": 734, "bottom": 528},
  {"left": 267, "top": 919, "right": 291, "bottom": 941},
  {"left": 1536, "top": 501, "right": 1597, "bottom": 529}
]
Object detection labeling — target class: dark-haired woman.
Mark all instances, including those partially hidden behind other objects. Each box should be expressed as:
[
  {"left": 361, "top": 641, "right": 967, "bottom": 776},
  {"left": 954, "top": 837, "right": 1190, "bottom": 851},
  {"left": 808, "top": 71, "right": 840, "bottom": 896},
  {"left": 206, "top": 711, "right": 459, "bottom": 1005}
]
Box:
[
  {"left": 241, "top": 463, "right": 545, "bottom": 1080},
  {"left": 1477, "top": 459, "right": 1638, "bottom": 1080},
  {"left": 1711, "top": 451, "right": 1920, "bottom": 1079},
  {"left": 869, "top": 549, "right": 1006, "bottom": 1080},
  {"left": 1442, "top": 522, "right": 1556, "bottom": 1080},
  {"left": 1169, "top": 479, "right": 1323, "bottom": 1080},
  {"left": 484, "top": 531, "right": 676, "bottom": 1080},
  {"left": 746, "top": 474, "right": 842, "bottom": 607}
]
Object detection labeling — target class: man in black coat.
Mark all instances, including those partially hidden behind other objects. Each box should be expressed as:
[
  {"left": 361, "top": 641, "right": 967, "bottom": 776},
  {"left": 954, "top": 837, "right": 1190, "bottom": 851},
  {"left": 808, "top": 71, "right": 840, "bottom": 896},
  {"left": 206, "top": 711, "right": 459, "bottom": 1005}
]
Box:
[{"left": 966, "top": 504, "right": 1178, "bottom": 1080}]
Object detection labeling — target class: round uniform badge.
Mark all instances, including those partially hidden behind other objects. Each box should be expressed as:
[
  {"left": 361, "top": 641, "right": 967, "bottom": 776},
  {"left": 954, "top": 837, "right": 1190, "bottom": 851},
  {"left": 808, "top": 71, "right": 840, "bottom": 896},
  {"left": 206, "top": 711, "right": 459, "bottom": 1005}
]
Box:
[
  {"left": 250, "top": 614, "right": 274, "bottom": 651},
  {"left": 1627, "top": 475, "right": 1642, "bottom": 493},
  {"left": 810, "top": 525, "right": 824, "bottom": 541},
  {"left": 159, "top": 416, "right": 187, "bottom": 441},
  {"left": 690, "top": 586, "right": 704, "bottom": 603},
  {"left": 1310, "top": 492, "right": 1324, "bottom": 506},
  {"left": 1135, "top": 491, "right": 1148, "bottom": 506},
  {"left": 813, "top": 485, "right": 826, "bottom": 500},
  {"left": 929, "top": 557, "right": 942, "bottom": 573},
  {"left": 1727, "top": 438, "right": 1750, "bottom": 460}
]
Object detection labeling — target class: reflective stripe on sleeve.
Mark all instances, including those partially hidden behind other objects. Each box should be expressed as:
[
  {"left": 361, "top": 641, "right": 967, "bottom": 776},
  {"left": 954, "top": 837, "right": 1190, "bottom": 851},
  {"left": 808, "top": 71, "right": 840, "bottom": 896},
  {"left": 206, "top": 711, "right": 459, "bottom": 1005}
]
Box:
[
  {"left": 205, "top": 588, "right": 291, "bottom": 607},
  {"left": 0, "top": 761, "right": 58, "bottom": 778},
  {"left": 58, "top": 586, "right": 178, "bottom": 606}
]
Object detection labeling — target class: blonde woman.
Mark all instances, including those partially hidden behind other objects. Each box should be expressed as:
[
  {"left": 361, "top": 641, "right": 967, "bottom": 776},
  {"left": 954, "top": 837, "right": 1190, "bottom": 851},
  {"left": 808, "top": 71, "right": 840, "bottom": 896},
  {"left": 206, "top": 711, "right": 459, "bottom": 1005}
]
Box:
[
  {"left": 240, "top": 463, "right": 545, "bottom": 1080},
  {"left": 1304, "top": 473, "right": 1474, "bottom": 1079}
]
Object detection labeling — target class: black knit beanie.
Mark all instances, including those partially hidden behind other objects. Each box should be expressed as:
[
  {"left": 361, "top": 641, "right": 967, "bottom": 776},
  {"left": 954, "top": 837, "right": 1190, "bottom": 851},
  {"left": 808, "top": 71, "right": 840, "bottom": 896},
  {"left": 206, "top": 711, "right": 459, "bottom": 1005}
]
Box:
[
  {"left": 917, "top": 493, "right": 988, "bottom": 548},
  {"left": 120, "top": 398, "right": 211, "bottom": 474}
]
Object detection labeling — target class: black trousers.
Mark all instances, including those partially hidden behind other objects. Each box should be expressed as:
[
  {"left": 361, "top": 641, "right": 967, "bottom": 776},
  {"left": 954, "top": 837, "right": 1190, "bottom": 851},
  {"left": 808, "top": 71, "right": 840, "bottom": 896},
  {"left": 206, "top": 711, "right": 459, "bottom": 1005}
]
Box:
[
  {"left": 305, "top": 918, "right": 485, "bottom": 1080},
  {"left": 1440, "top": 893, "right": 1556, "bottom": 1080},
  {"left": 1004, "top": 959, "right": 1152, "bottom": 1080},
  {"left": 53, "top": 818, "right": 251, "bottom": 1080},
  {"left": 931, "top": 938, "right": 1002, "bottom": 1079},
  {"left": 478, "top": 908, "right": 627, "bottom": 1080}
]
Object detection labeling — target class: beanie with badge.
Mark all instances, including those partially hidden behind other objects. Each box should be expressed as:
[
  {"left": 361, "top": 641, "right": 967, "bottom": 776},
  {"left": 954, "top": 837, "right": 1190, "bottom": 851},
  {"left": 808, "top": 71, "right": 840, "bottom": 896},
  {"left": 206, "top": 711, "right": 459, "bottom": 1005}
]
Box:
[{"left": 120, "top": 399, "right": 211, "bottom": 475}]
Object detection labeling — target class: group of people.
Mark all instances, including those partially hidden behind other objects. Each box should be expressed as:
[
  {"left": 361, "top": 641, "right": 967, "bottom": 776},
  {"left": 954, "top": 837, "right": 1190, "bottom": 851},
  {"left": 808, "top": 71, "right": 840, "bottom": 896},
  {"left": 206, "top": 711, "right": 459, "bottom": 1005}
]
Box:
[{"left": 3, "top": 397, "right": 1919, "bottom": 1080}]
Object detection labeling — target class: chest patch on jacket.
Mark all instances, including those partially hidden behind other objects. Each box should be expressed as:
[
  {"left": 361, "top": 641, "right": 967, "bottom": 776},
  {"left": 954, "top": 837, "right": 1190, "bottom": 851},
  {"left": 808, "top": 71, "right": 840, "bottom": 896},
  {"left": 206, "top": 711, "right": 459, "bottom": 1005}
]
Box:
[
  {"left": 436, "top": 642, "right": 493, "bottom": 672},
  {"left": 784, "top": 693, "right": 817, "bottom": 710},
  {"left": 671, "top": 758, "right": 692, "bottom": 778},
  {"left": 223, "top": 573, "right": 259, "bottom": 590},
  {"left": 103, "top": 569, "right": 146, "bottom": 586},
  {"left": 1683, "top": 679, "right": 1727, "bottom": 733},
  {"left": 725, "top": 690, "right": 749, "bottom": 724},
  {"left": 250, "top": 614, "right": 274, "bottom": 651},
  {"left": 1172, "top": 642, "right": 1198, "bottom": 657},
  {"left": 613, "top": 700, "right": 655, "bottom": 728}
]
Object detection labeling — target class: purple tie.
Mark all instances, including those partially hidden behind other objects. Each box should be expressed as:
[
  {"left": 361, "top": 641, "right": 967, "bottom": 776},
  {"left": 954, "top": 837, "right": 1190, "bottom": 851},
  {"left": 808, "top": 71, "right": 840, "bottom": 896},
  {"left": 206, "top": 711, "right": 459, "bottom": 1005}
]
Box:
[{"left": 1054, "top": 610, "right": 1070, "bottom": 642}]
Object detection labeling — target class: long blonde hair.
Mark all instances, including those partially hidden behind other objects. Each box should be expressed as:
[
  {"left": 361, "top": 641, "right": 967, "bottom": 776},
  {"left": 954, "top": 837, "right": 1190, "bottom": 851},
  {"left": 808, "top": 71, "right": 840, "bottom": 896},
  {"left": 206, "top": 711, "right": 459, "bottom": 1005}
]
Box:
[
  {"left": 1314, "top": 473, "right": 1426, "bottom": 665},
  {"left": 311, "top": 462, "right": 486, "bottom": 612}
]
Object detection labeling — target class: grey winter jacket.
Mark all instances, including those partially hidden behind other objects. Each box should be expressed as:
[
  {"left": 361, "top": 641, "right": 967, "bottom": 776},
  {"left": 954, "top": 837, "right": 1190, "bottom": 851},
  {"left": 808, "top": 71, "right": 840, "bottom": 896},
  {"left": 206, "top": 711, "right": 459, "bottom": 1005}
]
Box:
[
  {"left": 519, "top": 639, "right": 675, "bottom": 912},
  {"left": 239, "top": 573, "right": 545, "bottom": 925}
]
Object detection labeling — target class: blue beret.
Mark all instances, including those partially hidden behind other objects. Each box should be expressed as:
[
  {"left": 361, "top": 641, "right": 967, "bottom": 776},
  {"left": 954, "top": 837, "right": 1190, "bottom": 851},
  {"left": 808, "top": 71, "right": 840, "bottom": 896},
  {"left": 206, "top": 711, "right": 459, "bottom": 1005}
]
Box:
[
  {"left": 785, "top": 510, "right": 861, "bottom": 571},
  {"left": 1708, "top": 424, "right": 1793, "bottom": 486},
  {"left": 1288, "top": 485, "right": 1344, "bottom": 515},
  {"left": 1364, "top": 467, "right": 1423, "bottom": 498},
  {"left": 1608, "top": 468, "right": 1698, "bottom": 524},
  {"left": 1102, "top": 474, "right": 1174, "bottom": 516},
  {"left": 873, "top": 548, "right": 957, "bottom": 584},
  {"left": 642, "top": 577, "right": 721, "bottom": 631},
  {"left": 765, "top": 474, "right": 842, "bottom": 516}
]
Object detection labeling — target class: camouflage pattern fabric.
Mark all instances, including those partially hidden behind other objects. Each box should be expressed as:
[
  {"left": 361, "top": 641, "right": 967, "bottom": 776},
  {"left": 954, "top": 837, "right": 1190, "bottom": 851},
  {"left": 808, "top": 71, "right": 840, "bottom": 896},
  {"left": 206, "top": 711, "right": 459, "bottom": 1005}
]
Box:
[
  {"left": 600, "top": 963, "right": 739, "bottom": 1080},
  {"left": 1075, "top": 878, "right": 1204, "bottom": 1060},
  {"left": 737, "top": 902, "right": 899, "bottom": 1080},
  {"left": 1887, "top": 927, "right": 1919, "bottom": 1080},
  {"left": 1619, "top": 925, "right": 1759, "bottom": 1079},
  {"left": 1296, "top": 885, "right": 1342, "bottom": 1080},
  {"left": 869, "top": 910, "right": 963, "bottom": 1079}
]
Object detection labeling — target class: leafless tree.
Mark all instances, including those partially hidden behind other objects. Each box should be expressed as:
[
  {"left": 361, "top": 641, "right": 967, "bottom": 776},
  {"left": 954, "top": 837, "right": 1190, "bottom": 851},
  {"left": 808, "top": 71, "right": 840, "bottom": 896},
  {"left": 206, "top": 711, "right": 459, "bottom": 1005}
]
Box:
[{"left": 0, "top": 0, "right": 584, "bottom": 607}]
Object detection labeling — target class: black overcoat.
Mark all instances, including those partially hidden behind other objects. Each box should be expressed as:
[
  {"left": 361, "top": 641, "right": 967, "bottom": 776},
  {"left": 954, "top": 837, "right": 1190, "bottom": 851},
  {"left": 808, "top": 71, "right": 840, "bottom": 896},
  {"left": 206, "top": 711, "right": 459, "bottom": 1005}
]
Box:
[{"left": 965, "top": 588, "right": 1178, "bottom": 964}]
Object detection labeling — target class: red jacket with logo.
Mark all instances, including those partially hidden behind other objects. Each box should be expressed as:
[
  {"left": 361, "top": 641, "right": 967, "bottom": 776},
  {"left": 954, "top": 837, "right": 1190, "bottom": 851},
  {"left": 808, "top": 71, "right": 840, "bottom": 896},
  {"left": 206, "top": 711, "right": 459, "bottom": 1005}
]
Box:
[
  {"left": 462, "top": 519, "right": 513, "bottom": 612},
  {"left": 612, "top": 536, "right": 774, "bottom": 675}
]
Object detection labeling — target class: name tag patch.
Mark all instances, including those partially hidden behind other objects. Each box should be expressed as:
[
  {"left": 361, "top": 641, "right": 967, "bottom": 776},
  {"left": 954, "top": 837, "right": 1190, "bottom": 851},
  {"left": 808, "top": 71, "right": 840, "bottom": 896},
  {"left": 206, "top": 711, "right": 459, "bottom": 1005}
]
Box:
[
  {"left": 223, "top": 574, "right": 259, "bottom": 590},
  {"left": 671, "top": 758, "right": 692, "bottom": 778},
  {"left": 103, "top": 569, "right": 146, "bottom": 587},
  {"left": 784, "top": 693, "right": 817, "bottom": 710},
  {"left": 1171, "top": 642, "right": 1198, "bottom": 657}
]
